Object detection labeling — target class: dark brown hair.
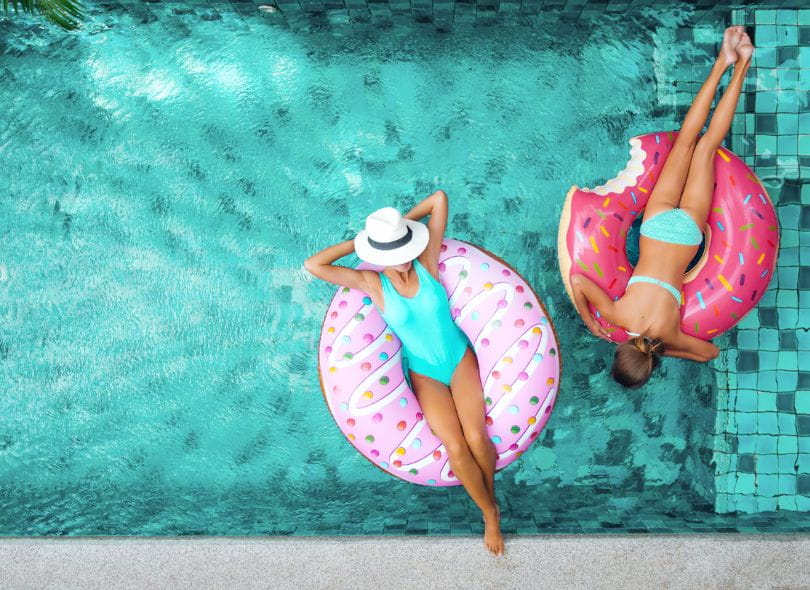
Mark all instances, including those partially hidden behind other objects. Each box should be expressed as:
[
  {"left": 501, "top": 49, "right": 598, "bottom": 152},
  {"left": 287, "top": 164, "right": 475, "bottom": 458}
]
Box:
[{"left": 611, "top": 337, "right": 664, "bottom": 389}]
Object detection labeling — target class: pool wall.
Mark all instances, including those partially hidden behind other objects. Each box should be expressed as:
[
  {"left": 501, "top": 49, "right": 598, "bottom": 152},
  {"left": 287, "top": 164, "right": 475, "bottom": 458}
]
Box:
[{"left": 711, "top": 7, "right": 810, "bottom": 514}]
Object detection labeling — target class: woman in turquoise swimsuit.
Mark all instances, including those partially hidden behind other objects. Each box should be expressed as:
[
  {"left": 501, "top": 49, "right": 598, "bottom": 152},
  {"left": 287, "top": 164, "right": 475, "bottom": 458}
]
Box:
[
  {"left": 305, "top": 191, "right": 505, "bottom": 556},
  {"left": 571, "top": 26, "right": 754, "bottom": 388}
]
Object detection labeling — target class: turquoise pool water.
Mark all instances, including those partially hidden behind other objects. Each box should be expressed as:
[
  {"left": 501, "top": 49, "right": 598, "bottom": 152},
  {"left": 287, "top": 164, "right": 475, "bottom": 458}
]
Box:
[{"left": 0, "top": 4, "right": 806, "bottom": 535}]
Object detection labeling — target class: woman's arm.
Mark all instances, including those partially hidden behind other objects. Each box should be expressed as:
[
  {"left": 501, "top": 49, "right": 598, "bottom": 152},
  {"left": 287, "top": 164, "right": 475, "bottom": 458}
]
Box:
[
  {"left": 663, "top": 333, "right": 720, "bottom": 362},
  {"left": 303, "top": 239, "right": 374, "bottom": 292},
  {"left": 405, "top": 190, "right": 448, "bottom": 271},
  {"left": 570, "top": 273, "right": 617, "bottom": 340}
]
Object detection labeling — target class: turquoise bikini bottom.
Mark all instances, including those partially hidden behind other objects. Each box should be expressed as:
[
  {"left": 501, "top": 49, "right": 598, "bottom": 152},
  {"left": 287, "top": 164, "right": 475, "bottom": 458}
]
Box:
[
  {"left": 640, "top": 208, "right": 702, "bottom": 246},
  {"left": 627, "top": 275, "right": 682, "bottom": 306}
]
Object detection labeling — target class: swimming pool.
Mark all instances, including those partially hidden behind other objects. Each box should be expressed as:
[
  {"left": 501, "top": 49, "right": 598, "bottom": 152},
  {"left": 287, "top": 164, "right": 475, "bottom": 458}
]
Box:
[{"left": 0, "top": 1, "right": 807, "bottom": 535}]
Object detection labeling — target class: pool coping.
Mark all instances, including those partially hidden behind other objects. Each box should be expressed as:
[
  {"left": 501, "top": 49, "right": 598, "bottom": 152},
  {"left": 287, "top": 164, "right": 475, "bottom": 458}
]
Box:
[{"left": 2, "top": 535, "right": 809, "bottom": 589}]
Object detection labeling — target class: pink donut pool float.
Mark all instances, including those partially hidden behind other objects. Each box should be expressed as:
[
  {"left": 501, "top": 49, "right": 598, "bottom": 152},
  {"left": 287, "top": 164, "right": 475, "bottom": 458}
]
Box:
[
  {"left": 318, "top": 238, "right": 561, "bottom": 486},
  {"left": 558, "top": 131, "right": 779, "bottom": 344}
]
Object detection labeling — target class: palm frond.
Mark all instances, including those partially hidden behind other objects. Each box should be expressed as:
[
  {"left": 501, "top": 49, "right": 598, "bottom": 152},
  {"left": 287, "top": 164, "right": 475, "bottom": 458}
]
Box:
[{"left": 3, "top": 0, "right": 86, "bottom": 31}]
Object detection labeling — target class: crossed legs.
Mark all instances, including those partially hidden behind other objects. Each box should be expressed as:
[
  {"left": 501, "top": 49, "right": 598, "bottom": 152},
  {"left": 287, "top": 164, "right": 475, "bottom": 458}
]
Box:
[
  {"left": 410, "top": 347, "right": 503, "bottom": 556},
  {"left": 644, "top": 26, "right": 753, "bottom": 223},
  {"left": 680, "top": 32, "right": 753, "bottom": 225}
]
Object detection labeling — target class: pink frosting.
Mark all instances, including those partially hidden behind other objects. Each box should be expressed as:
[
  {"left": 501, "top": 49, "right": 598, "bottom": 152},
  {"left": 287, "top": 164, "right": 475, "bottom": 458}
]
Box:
[
  {"left": 318, "top": 239, "right": 561, "bottom": 486},
  {"left": 561, "top": 131, "right": 779, "bottom": 342}
]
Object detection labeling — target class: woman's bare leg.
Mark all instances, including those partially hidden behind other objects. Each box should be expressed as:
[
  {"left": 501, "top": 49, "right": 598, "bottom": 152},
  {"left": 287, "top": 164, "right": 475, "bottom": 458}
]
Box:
[
  {"left": 450, "top": 349, "right": 498, "bottom": 504},
  {"left": 680, "top": 33, "right": 753, "bottom": 226},
  {"left": 644, "top": 26, "right": 743, "bottom": 220},
  {"left": 448, "top": 348, "right": 503, "bottom": 555},
  {"left": 410, "top": 372, "right": 504, "bottom": 556}
]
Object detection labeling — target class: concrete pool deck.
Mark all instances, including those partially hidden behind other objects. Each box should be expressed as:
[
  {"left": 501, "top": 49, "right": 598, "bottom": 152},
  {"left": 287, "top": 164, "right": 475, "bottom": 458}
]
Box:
[{"left": 1, "top": 535, "right": 808, "bottom": 589}]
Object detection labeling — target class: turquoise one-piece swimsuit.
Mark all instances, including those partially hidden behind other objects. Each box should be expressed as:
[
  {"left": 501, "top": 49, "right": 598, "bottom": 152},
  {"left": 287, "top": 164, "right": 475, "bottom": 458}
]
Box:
[{"left": 378, "top": 259, "right": 470, "bottom": 387}]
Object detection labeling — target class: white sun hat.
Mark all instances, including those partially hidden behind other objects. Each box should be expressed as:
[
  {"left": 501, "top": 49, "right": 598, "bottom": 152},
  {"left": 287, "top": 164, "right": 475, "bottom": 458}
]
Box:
[{"left": 354, "top": 207, "right": 430, "bottom": 266}]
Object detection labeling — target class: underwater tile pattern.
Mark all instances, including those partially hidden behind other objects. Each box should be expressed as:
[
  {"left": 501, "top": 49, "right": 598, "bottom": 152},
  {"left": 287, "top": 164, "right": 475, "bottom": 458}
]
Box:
[{"left": 711, "top": 8, "right": 810, "bottom": 514}]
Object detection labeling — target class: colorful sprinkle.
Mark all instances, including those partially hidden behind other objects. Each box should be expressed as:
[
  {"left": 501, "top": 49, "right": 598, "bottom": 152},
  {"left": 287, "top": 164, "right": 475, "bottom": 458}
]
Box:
[
  {"left": 696, "top": 291, "right": 706, "bottom": 310},
  {"left": 717, "top": 274, "right": 733, "bottom": 291}
]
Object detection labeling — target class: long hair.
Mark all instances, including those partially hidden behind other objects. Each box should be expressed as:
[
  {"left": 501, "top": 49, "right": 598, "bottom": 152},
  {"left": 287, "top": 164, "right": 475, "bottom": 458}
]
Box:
[{"left": 611, "top": 336, "right": 664, "bottom": 389}]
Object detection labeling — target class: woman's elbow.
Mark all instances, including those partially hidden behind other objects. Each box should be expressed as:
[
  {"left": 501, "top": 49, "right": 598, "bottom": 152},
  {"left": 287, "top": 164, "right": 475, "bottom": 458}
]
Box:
[
  {"left": 303, "top": 257, "right": 318, "bottom": 275},
  {"left": 704, "top": 346, "right": 720, "bottom": 362}
]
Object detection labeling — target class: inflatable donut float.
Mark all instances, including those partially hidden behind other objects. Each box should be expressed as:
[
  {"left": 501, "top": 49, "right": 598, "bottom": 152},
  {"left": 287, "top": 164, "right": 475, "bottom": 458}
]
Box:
[
  {"left": 558, "top": 131, "right": 779, "bottom": 343},
  {"left": 317, "top": 239, "right": 561, "bottom": 486}
]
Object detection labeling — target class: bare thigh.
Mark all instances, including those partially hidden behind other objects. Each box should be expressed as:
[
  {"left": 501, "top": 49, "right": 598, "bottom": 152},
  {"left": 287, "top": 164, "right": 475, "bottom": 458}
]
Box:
[
  {"left": 677, "top": 141, "right": 716, "bottom": 229},
  {"left": 409, "top": 372, "right": 466, "bottom": 451},
  {"left": 643, "top": 140, "right": 697, "bottom": 221},
  {"left": 449, "top": 348, "right": 489, "bottom": 438}
]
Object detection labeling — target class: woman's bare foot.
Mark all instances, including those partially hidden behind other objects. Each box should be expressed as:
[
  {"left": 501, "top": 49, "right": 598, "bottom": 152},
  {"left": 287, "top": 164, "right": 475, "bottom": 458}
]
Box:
[
  {"left": 736, "top": 31, "right": 754, "bottom": 64},
  {"left": 482, "top": 507, "right": 504, "bottom": 557},
  {"left": 720, "top": 25, "right": 744, "bottom": 68}
]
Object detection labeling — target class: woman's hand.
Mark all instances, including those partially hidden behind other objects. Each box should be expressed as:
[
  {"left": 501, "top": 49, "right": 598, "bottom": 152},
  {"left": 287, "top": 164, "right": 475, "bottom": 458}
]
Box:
[{"left": 570, "top": 273, "right": 617, "bottom": 341}]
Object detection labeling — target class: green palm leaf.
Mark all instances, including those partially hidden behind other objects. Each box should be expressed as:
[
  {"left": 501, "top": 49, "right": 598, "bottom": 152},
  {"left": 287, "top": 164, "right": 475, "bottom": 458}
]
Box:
[{"left": 3, "top": 0, "right": 85, "bottom": 30}]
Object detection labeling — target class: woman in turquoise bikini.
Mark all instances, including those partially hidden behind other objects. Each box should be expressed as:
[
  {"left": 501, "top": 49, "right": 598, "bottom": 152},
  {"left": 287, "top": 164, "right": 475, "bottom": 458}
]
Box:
[
  {"left": 571, "top": 26, "right": 754, "bottom": 388},
  {"left": 305, "top": 191, "right": 505, "bottom": 556}
]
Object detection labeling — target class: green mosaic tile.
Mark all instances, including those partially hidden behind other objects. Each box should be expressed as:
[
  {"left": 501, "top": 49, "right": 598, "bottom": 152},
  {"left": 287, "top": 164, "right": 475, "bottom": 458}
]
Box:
[
  {"left": 756, "top": 435, "right": 778, "bottom": 454},
  {"left": 758, "top": 413, "right": 780, "bottom": 435},
  {"left": 778, "top": 412, "right": 797, "bottom": 433},
  {"left": 758, "top": 474, "right": 779, "bottom": 496},
  {"left": 757, "top": 454, "right": 779, "bottom": 473},
  {"left": 779, "top": 453, "right": 797, "bottom": 472},
  {"left": 757, "top": 392, "right": 778, "bottom": 412},
  {"left": 780, "top": 474, "right": 798, "bottom": 494}
]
